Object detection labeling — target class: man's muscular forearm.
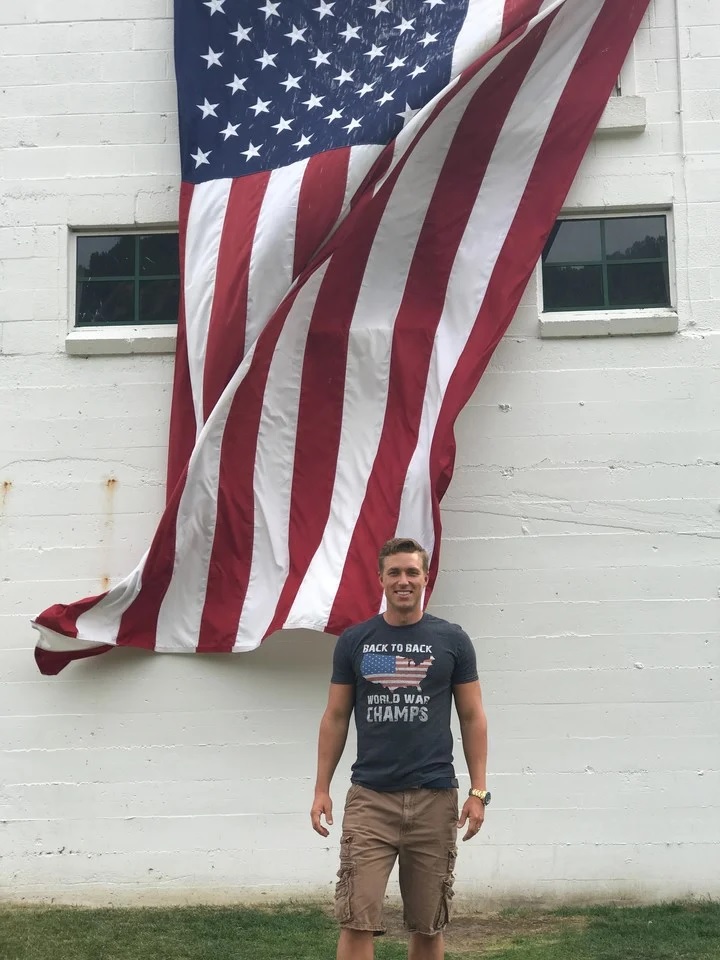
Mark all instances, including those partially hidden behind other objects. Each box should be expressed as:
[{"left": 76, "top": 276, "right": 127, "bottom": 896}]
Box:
[{"left": 315, "top": 710, "right": 350, "bottom": 792}]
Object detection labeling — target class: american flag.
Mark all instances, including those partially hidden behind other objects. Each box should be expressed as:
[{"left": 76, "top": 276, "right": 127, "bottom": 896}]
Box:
[
  {"left": 362, "top": 653, "right": 434, "bottom": 691},
  {"left": 33, "top": 0, "right": 650, "bottom": 674}
]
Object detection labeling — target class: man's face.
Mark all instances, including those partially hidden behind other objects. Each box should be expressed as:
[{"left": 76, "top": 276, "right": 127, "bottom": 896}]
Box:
[{"left": 379, "top": 551, "right": 428, "bottom": 618}]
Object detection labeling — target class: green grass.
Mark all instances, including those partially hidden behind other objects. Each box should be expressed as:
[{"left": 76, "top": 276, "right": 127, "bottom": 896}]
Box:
[{"left": 0, "top": 901, "right": 719, "bottom": 960}]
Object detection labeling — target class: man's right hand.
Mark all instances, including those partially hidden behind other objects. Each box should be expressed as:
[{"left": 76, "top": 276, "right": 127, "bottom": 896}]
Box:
[{"left": 311, "top": 790, "right": 334, "bottom": 837}]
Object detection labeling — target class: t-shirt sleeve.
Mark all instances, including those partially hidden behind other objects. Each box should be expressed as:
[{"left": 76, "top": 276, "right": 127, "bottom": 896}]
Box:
[
  {"left": 331, "top": 631, "right": 356, "bottom": 684},
  {"left": 452, "top": 628, "right": 479, "bottom": 685}
]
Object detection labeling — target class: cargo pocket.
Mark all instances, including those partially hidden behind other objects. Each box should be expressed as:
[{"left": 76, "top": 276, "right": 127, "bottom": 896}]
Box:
[
  {"left": 334, "top": 834, "right": 355, "bottom": 924},
  {"left": 432, "top": 847, "right": 457, "bottom": 930}
]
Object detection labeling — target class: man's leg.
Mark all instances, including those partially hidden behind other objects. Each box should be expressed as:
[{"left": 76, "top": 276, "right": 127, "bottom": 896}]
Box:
[
  {"left": 408, "top": 931, "right": 445, "bottom": 960},
  {"left": 398, "top": 789, "right": 458, "bottom": 949},
  {"left": 337, "top": 928, "right": 375, "bottom": 960}
]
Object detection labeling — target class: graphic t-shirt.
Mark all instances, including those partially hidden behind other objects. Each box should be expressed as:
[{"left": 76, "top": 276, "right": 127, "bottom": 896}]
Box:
[{"left": 331, "top": 613, "right": 478, "bottom": 791}]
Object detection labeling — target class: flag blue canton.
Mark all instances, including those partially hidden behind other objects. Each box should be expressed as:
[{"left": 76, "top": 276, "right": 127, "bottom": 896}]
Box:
[
  {"left": 362, "top": 652, "right": 398, "bottom": 675},
  {"left": 175, "top": 0, "right": 470, "bottom": 183}
]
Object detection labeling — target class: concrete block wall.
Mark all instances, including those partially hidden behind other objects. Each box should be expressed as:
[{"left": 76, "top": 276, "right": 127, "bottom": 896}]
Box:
[{"left": 1, "top": 0, "right": 718, "bottom": 905}]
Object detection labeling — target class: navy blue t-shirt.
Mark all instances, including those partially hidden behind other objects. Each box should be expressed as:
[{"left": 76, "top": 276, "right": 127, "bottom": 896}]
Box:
[{"left": 331, "top": 613, "right": 478, "bottom": 791}]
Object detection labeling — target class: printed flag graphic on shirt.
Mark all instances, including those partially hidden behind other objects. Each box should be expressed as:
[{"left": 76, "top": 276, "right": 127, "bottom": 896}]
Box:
[
  {"left": 362, "top": 654, "right": 435, "bottom": 692},
  {"left": 33, "top": 0, "right": 650, "bottom": 674}
]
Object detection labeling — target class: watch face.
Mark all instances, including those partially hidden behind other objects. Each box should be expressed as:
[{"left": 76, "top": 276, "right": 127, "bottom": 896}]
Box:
[{"left": 483, "top": 791, "right": 491, "bottom": 806}]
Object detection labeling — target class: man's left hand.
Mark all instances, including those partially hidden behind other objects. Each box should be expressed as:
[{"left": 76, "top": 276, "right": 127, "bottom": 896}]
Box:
[{"left": 457, "top": 796, "right": 485, "bottom": 841}]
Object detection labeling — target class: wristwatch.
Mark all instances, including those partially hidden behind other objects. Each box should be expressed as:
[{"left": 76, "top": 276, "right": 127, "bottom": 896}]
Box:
[{"left": 469, "top": 789, "right": 491, "bottom": 805}]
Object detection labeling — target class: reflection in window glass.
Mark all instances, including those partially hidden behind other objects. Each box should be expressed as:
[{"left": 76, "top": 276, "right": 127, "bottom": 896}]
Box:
[
  {"left": 543, "top": 220, "right": 602, "bottom": 264},
  {"left": 604, "top": 216, "right": 667, "bottom": 261},
  {"left": 75, "top": 233, "right": 180, "bottom": 327},
  {"left": 542, "top": 215, "right": 671, "bottom": 312}
]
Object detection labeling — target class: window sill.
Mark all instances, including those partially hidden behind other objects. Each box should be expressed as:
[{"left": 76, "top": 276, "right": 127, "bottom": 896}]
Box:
[
  {"left": 65, "top": 324, "right": 178, "bottom": 356},
  {"left": 539, "top": 308, "right": 678, "bottom": 339},
  {"left": 595, "top": 95, "right": 646, "bottom": 135}
]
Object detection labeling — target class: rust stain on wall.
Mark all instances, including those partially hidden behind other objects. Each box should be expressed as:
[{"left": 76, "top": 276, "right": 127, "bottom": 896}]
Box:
[
  {"left": 1, "top": 480, "right": 12, "bottom": 510},
  {"left": 100, "top": 575, "right": 111, "bottom": 591}
]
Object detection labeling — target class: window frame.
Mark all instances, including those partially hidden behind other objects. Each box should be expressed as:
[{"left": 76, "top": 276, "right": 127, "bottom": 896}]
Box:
[
  {"left": 74, "top": 229, "right": 181, "bottom": 329},
  {"left": 538, "top": 208, "right": 678, "bottom": 340},
  {"left": 66, "top": 226, "right": 180, "bottom": 356}
]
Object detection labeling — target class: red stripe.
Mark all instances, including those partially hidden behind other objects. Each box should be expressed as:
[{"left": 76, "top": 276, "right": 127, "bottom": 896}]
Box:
[
  {"left": 293, "top": 148, "right": 350, "bottom": 280},
  {"left": 202, "top": 171, "right": 271, "bottom": 420},
  {"left": 326, "top": 15, "right": 554, "bottom": 634},
  {"left": 262, "top": 149, "right": 432, "bottom": 638},
  {"left": 166, "top": 182, "right": 196, "bottom": 498},
  {"left": 33, "top": 593, "right": 109, "bottom": 641},
  {"left": 425, "top": 0, "right": 652, "bottom": 598},
  {"left": 195, "top": 277, "right": 314, "bottom": 652},
  {"left": 502, "top": 0, "right": 545, "bottom": 37},
  {"left": 34, "top": 643, "right": 115, "bottom": 676}
]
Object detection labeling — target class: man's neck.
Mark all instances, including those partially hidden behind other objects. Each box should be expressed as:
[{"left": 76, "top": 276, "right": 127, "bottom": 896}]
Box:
[{"left": 383, "top": 609, "right": 424, "bottom": 627}]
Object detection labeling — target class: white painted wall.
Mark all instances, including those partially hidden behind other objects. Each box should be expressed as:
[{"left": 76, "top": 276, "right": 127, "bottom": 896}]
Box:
[{"left": 1, "top": 0, "right": 718, "bottom": 905}]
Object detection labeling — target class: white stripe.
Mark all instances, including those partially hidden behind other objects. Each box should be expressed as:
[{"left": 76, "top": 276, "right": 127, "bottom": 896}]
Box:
[
  {"left": 452, "top": 0, "right": 507, "bottom": 77},
  {"left": 184, "top": 178, "right": 232, "bottom": 432},
  {"left": 245, "top": 159, "right": 308, "bottom": 352},
  {"left": 233, "top": 261, "right": 330, "bottom": 652},
  {"left": 394, "top": 0, "right": 605, "bottom": 573},
  {"left": 154, "top": 340, "right": 258, "bottom": 652},
  {"left": 284, "top": 46, "right": 513, "bottom": 631}
]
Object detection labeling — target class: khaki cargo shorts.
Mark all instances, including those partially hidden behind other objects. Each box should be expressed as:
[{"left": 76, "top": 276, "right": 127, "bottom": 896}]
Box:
[{"left": 334, "top": 783, "right": 459, "bottom": 936}]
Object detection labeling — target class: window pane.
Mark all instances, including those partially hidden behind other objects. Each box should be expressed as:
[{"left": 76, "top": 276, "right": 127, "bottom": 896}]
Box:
[
  {"left": 77, "top": 235, "right": 135, "bottom": 279},
  {"left": 76, "top": 280, "right": 134, "bottom": 326},
  {"left": 543, "top": 220, "right": 602, "bottom": 264},
  {"left": 543, "top": 264, "right": 604, "bottom": 310},
  {"left": 139, "top": 234, "right": 180, "bottom": 277},
  {"left": 139, "top": 279, "right": 180, "bottom": 324},
  {"left": 607, "top": 262, "right": 670, "bottom": 307},
  {"left": 605, "top": 216, "right": 667, "bottom": 261}
]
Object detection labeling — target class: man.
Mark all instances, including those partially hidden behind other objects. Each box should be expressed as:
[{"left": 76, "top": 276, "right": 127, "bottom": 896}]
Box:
[{"left": 311, "top": 537, "right": 489, "bottom": 960}]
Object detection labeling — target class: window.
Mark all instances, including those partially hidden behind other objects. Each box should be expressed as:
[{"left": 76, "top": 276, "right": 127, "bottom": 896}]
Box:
[
  {"left": 75, "top": 232, "right": 180, "bottom": 327},
  {"left": 541, "top": 215, "right": 671, "bottom": 313}
]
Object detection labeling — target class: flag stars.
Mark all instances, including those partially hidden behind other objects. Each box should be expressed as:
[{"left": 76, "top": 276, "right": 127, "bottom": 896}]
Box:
[
  {"left": 334, "top": 68, "right": 355, "bottom": 86},
  {"left": 387, "top": 56, "right": 407, "bottom": 70},
  {"left": 255, "top": 49, "right": 278, "bottom": 69},
  {"left": 258, "top": 1, "right": 281, "bottom": 19},
  {"left": 249, "top": 96, "right": 272, "bottom": 115},
  {"left": 220, "top": 121, "right": 240, "bottom": 139},
  {"left": 197, "top": 98, "right": 219, "bottom": 118},
  {"left": 226, "top": 74, "right": 248, "bottom": 94},
  {"left": 230, "top": 23, "right": 252, "bottom": 44},
  {"left": 313, "top": 0, "right": 335, "bottom": 18},
  {"left": 302, "top": 93, "right": 324, "bottom": 110},
  {"left": 408, "top": 63, "right": 427, "bottom": 80},
  {"left": 418, "top": 32, "right": 439, "bottom": 47},
  {"left": 356, "top": 82, "right": 376, "bottom": 97},
  {"left": 343, "top": 117, "right": 362, "bottom": 132},
  {"left": 364, "top": 44, "right": 385, "bottom": 60},
  {"left": 424, "top": 0, "right": 445, "bottom": 6},
  {"left": 272, "top": 116, "right": 294, "bottom": 133},
  {"left": 324, "top": 108, "right": 343, "bottom": 123},
  {"left": 339, "top": 23, "right": 362, "bottom": 42},
  {"left": 376, "top": 89, "right": 396, "bottom": 105},
  {"left": 393, "top": 17, "right": 415, "bottom": 34},
  {"left": 397, "top": 102, "right": 419, "bottom": 124},
  {"left": 368, "top": 0, "right": 390, "bottom": 14},
  {"left": 204, "top": 0, "right": 226, "bottom": 14},
  {"left": 293, "top": 133, "right": 313, "bottom": 150},
  {"left": 191, "top": 147, "right": 211, "bottom": 167},
  {"left": 201, "top": 46, "right": 223, "bottom": 68},
  {"left": 284, "top": 24, "right": 307, "bottom": 44},
  {"left": 241, "top": 142, "right": 262, "bottom": 161},
  {"left": 280, "top": 73, "right": 302, "bottom": 91},
  {"left": 309, "top": 49, "right": 331, "bottom": 67}
]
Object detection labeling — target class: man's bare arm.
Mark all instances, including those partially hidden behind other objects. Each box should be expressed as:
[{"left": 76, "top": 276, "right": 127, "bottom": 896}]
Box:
[
  {"left": 311, "top": 683, "right": 354, "bottom": 837},
  {"left": 454, "top": 680, "right": 488, "bottom": 841}
]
